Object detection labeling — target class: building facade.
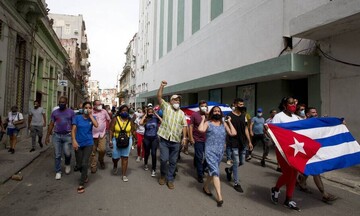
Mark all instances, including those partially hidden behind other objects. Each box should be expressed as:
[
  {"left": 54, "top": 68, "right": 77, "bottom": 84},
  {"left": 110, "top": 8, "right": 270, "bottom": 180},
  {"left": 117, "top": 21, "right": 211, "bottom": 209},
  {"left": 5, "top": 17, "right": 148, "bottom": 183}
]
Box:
[
  {"left": 48, "top": 13, "right": 91, "bottom": 105},
  {"left": 136, "top": 0, "right": 360, "bottom": 140},
  {"left": 0, "top": 0, "right": 74, "bottom": 139},
  {"left": 88, "top": 80, "right": 100, "bottom": 102},
  {"left": 99, "top": 88, "right": 118, "bottom": 107}
]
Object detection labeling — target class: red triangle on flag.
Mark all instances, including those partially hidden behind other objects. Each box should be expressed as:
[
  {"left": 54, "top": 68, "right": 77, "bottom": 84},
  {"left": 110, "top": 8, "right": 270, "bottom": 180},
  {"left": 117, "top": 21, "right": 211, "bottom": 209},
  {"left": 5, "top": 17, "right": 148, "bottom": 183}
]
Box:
[{"left": 268, "top": 124, "right": 321, "bottom": 173}]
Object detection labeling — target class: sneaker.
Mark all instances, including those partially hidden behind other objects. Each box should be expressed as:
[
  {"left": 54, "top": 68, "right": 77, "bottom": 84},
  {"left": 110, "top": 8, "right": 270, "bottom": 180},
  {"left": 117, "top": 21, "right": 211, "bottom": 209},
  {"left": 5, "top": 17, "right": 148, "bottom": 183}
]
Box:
[
  {"left": 234, "top": 184, "right": 243, "bottom": 193},
  {"left": 159, "top": 176, "right": 166, "bottom": 185},
  {"left": 29, "top": 148, "right": 35, "bottom": 152},
  {"left": 144, "top": 165, "right": 149, "bottom": 171},
  {"left": 284, "top": 200, "right": 301, "bottom": 211},
  {"left": 39, "top": 142, "right": 43, "bottom": 148},
  {"left": 225, "top": 168, "right": 232, "bottom": 182},
  {"left": 65, "top": 165, "right": 71, "bottom": 174},
  {"left": 167, "top": 181, "right": 175, "bottom": 189},
  {"left": 245, "top": 155, "right": 252, "bottom": 161},
  {"left": 55, "top": 173, "right": 61, "bottom": 180},
  {"left": 122, "top": 176, "right": 128, "bottom": 182},
  {"left": 136, "top": 156, "right": 141, "bottom": 162},
  {"left": 151, "top": 170, "right": 156, "bottom": 177},
  {"left": 271, "top": 187, "right": 280, "bottom": 204},
  {"left": 112, "top": 167, "right": 118, "bottom": 175},
  {"left": 260, "top": 159, "right": 266, "bottom": 167},
  {"left": 226, "top": 160, "right": 232, "bottom": 165}
]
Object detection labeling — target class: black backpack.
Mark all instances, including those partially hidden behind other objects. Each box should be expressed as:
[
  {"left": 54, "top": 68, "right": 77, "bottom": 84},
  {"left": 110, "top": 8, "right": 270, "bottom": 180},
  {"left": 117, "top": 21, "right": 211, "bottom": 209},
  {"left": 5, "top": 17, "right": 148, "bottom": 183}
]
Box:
[{"left": 116, "top": 117, "right": 130, "bottom": 148}]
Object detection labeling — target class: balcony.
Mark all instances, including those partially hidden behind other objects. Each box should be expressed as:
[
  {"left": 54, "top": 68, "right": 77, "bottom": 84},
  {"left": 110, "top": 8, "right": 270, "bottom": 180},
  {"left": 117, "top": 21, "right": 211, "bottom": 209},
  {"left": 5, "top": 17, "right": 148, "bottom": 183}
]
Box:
[{"left": 81, "top": 36, "right": 88, "bottom": 50}]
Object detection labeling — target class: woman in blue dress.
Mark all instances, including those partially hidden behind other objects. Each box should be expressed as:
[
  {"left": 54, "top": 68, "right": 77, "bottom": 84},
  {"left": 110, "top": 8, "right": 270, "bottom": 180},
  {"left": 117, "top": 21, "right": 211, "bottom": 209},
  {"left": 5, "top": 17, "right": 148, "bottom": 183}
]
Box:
[{"left": 198, "top": 106, "right": 237, "bottom": 207}]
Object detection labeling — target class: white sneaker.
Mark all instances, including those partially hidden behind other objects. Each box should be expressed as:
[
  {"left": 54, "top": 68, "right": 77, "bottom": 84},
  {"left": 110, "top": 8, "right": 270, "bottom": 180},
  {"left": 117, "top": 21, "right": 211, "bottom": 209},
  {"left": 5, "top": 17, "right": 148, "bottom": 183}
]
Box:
[
  {"left": 65, "top": 165, "right": 71, "bottom": 174},
  {"left": 151, "top": 170, "right": 156, "bottom": 177},
  {"left": 55, "top": 173, "right": 61, "bottom": 180},
  {"left": 122, "top": 176, "right": 128, "bottom": 182},
  {"left": 136, "top": 156, "right": 141, "bottom": 162},
  {"left": 144, "top": 165, "right": 149, "bottom": 171}
]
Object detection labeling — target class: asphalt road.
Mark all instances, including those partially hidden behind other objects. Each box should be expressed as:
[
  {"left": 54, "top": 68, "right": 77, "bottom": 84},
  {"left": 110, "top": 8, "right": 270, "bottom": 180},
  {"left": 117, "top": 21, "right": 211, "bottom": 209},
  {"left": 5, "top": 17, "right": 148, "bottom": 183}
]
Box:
[{"left": 0, "top": 146, "right": 359, "bottom": 216}]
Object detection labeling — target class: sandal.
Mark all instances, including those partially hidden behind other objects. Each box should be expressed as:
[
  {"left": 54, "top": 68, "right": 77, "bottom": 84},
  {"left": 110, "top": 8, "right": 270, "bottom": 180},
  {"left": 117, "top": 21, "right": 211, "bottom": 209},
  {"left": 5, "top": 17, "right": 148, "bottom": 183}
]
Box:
[
  {"left": 77, "top": 186, "right": 85, "bottom": 194},
  {"left": 298, "top": 185, "right": 312, "bottom": 194},
  {"left": 322, "top": 194, "right": 338, "bottom": 203}
]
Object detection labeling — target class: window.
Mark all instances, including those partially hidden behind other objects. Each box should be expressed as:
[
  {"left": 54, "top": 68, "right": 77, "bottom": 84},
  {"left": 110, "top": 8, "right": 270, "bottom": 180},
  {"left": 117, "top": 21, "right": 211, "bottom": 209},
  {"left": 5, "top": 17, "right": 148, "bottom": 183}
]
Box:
[
  {"left": 209, "top": 88, "right": 222, "bottom": 103},
  {"left": 211, "top": 0, "right": 223, "bottom": 20},
  {"left": 236, "top": 84, "right": 256, "bottom": 116},
  {"left": 65, "top": 24, "right": 71, "bottom": 35}
]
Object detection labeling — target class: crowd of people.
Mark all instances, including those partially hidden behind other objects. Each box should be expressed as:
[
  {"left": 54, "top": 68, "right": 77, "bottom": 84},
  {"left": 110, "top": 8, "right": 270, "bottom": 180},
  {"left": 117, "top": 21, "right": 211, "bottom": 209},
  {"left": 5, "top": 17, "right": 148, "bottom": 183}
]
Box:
[{"left": 0, "top": 81, "right": 338, "bottom": 209}]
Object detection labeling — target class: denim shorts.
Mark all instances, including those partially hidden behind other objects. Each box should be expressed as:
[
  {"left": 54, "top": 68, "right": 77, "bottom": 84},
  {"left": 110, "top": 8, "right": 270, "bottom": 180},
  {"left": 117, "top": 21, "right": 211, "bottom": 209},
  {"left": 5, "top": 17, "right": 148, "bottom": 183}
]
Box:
[
  {"left": 7, "top": 128, "right": 19, "bottom": 136},
  {"left": 112, "top": 136, "right": 132, "bottom": 159}
]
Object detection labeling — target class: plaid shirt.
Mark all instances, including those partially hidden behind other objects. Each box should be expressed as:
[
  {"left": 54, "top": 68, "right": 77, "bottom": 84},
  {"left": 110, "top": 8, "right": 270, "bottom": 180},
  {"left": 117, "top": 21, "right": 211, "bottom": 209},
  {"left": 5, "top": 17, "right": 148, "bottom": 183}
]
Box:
[{"left": 157, "top": 99, "right": 187, "bottom": 143}]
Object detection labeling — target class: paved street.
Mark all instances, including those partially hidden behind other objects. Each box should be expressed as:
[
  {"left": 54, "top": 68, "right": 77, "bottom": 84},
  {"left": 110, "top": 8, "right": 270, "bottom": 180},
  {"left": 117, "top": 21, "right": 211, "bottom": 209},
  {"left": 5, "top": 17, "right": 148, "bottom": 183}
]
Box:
[{"left": 0, "top": 144, "right": 359, "bottom": 216}]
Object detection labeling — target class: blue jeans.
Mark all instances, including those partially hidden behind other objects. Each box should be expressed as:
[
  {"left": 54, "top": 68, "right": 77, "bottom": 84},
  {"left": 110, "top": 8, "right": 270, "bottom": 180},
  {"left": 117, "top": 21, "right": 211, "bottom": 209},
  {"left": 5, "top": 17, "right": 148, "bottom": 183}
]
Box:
[
  {"left": 194, "top": 141, "right": 207, "bottom": 177},
  {"left": 230, "top": 148, "right": 240, "bottom": 184},
  {"left": 159, "top": 137, "right": 180, "bottom": 182},
  {"left": 239, "top": 146, "right": 246, "bottom": 166},
  {"left": 226, "top": 145, "right": 232, "bottom": 161},
  {"left": 52, "top": 133, "right": 72, "bottom": 173}
]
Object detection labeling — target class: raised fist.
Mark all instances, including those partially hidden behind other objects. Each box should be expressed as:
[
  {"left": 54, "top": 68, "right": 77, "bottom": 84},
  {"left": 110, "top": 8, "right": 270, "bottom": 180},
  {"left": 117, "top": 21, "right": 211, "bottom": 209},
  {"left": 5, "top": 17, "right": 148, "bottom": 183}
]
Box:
[{"left": 161, "top": 80, "right": 167, "bottom": 86}]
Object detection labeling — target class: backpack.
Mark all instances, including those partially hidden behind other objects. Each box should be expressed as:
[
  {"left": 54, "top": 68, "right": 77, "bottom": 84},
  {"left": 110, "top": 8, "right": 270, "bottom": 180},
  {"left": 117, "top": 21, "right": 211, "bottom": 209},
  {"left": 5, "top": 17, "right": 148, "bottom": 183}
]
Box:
[{"left": 116, "top": 117, "right": 130, "bottom": 148}]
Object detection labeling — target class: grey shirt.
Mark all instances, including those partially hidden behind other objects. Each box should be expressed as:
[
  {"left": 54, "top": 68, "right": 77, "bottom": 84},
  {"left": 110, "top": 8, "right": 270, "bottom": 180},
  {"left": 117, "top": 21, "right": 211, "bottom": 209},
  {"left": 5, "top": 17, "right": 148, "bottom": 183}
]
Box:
[{"left": 29, "top": 107, "right": 45, "bottom": 126}]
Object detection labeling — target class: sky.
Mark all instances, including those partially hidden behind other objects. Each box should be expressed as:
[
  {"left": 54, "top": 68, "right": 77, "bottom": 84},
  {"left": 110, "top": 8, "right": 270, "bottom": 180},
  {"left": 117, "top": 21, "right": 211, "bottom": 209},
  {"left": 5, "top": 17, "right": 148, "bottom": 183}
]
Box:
[{"left": 46, "top": 0, "right": 140, "bottom": 89}]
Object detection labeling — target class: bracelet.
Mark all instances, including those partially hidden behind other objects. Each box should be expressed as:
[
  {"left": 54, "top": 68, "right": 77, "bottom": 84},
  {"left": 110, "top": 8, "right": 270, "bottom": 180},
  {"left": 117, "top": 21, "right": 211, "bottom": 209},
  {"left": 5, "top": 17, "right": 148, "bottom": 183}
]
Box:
[{"left": 182, "top": 138, "right": 188, "bottom": 140}]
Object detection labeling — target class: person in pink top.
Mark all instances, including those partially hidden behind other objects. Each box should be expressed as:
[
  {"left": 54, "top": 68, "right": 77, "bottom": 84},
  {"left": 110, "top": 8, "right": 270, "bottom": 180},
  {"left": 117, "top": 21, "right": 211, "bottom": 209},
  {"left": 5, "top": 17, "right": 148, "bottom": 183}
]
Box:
[{"left": 90, "top": 100, "right": 111, "bottom": 173}]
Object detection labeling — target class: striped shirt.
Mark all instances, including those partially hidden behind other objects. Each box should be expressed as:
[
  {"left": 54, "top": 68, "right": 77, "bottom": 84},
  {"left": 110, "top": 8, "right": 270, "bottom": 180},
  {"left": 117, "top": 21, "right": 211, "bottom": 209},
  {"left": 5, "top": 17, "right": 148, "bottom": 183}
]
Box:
[{"left": 157, "top": 99, "right": 187, "bottom": 143}]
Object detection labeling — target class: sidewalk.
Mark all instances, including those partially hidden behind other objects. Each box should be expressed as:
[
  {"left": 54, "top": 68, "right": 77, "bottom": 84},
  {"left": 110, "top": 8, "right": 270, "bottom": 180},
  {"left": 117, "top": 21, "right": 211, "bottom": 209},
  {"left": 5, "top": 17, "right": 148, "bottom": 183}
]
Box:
[
  {"left": 251, "top": 146, "right": 360, "bottom": 190},
  {"left": 0, "top": 134, "right": 50, "bottom": 184}
]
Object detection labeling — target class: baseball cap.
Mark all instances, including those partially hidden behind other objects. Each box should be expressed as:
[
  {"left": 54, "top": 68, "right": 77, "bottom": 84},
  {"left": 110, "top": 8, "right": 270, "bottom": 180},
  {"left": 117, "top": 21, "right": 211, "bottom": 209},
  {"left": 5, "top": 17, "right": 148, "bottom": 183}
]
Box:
[
  {"left": 257, "top": 108, "right": 263, "bottom": 113},
  {"left": 147, "top": 103, "right": 153, "bottom": 108},
  {"left": 170, "top": 95, "right": 182, "bottom": 100}
]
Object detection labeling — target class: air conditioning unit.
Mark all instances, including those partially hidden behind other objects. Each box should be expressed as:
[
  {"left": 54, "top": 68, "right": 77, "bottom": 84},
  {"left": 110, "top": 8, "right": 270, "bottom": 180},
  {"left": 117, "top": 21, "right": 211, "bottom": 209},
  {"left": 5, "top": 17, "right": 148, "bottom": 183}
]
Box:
[{"left": 74, "top": 29, "right": 79, "bottom": 35}]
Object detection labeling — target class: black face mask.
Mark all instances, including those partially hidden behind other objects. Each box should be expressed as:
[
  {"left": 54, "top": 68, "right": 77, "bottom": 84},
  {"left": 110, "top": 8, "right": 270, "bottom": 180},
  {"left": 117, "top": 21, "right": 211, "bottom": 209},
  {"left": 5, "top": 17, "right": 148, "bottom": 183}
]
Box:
[
  {"left": 59, "top": 104, "right": 66, "bottom": 110},
  {"left": 212, "top": 114, "right": 222, "bottom": 120},
  {"left": 147, "top": 114, "right": 153, "bottom": 118}
]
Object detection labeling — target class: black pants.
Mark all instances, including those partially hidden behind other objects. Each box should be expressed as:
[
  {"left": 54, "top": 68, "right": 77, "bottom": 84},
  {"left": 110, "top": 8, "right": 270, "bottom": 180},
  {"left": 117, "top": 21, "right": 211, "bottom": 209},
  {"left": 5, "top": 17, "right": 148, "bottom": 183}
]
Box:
[
  {"left": 250, "top": 134, "right": 269, "bottom": 158},
  {"left": 143, "top": 136, "right": 158, "bottom": 171},
  {"left": 75, "top": 145, "right": 93, "bottom": 185}
]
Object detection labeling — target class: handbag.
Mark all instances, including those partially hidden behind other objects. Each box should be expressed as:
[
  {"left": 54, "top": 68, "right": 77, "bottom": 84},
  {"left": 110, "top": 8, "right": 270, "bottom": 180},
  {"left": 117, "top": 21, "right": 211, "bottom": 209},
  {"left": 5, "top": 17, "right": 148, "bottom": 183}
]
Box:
[{"left": 14, "top": 113, "right": 26, "bottom": 130}]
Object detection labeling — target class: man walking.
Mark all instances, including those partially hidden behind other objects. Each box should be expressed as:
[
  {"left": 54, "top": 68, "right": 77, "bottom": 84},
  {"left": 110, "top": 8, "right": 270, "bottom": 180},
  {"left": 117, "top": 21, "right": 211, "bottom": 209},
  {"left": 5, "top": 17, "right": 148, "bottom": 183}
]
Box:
[
  {"left": 225, "top": 98, "right": 253, "bottom": 192},
  {"left": 189, "top": 100, "right": 208, "bottom": 183},
  {"left": 28, "top": 100, "right": 46, "bottom": 152},
  {"left": 157, "top": 80, "right": 187, "bottom": 189},
  {"left": 90, "top": 100, "right": 111, "bottom": 173},
  {"left": 45, "top": 96, "right": 75, "bottom": 180},
  {"left": 249, "top": 108, "right": 268, "bottom": 167}
]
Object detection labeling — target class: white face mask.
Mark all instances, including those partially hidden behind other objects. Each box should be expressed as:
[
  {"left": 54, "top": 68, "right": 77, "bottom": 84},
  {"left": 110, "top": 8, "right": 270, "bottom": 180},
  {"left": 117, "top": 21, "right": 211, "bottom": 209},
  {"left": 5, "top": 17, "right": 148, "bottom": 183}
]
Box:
[
  {"left": 172, "top": 103, "right": 180, "bottom": 110},
  {"left": 200, "top": 106, "right": 207, "bottom": 113},
  {"left": 96, "top": 105, "right": 102, "bottom": 111},
  {"left": 257, "top": 113, "right": 263, "bottom": 117},
  {"left": 231, "top": 107, "right": 235, "bottom": 111}
]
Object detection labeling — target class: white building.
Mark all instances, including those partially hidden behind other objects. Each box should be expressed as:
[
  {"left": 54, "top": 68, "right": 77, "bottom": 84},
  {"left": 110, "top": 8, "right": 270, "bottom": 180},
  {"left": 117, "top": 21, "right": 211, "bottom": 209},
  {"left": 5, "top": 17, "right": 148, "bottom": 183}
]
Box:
[{"left": 136, "top": 0, "right": 360, "bottom": 140}]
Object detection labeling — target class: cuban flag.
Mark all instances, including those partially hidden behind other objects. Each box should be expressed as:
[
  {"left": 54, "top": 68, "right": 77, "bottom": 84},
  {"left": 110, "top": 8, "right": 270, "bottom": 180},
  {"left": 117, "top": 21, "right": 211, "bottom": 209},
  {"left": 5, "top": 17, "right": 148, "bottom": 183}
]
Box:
[
  {"left": 181, "top": 102, "right": 232, "bottom": 124},
  {"left": 267, "top": 117, "right": 360, "bottom": 176}
]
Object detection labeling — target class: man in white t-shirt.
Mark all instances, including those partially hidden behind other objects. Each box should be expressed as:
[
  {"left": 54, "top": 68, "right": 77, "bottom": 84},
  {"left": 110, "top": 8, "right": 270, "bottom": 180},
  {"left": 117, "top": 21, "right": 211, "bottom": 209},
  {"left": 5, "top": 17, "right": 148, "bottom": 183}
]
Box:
[{"left": 28, "top": 101, "right": 46, "bottom": 152}]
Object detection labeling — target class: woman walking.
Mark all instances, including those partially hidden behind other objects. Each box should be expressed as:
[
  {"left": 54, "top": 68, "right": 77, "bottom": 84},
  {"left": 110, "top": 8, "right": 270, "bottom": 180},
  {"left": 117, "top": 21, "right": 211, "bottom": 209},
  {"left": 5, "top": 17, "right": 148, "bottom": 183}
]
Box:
[
  {"left": 198, "top": 106, "right": 237, "bottom": 207},
  {"left": 140, "top": 106, "right": 162, "bottom": 176},
  {"left": 109, "top": 105, "right": 135, "bottom": 182},
  {"left": 71, "top": 102, "right": 98, "bottom": 193},
  {"left": 6, "top": 106, "right": 25, "bottom": 154}
]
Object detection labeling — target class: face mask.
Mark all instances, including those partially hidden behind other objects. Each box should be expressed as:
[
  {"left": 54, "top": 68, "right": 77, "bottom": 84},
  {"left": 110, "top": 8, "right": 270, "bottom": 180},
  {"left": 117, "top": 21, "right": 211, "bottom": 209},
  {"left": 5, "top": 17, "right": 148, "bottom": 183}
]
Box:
[
  {"left": 257, "top": 113, "right": 263, "bottom": 117},
  {"left": 78, "top": 109, "right": 84, "bottom": 114},
  {"left": 299, "top": 110, "right": 305, "bottom": 116},
  {"left": 120, "top": 112, "right": 129, "bottom": 119},
  {"left": 212, "top": 114, "right": 222, "bottom": 120},
  {"left": 84, "top": 109, "right": 89, "bottom": 115},
  {"left": 231, "top": 107, "right": 235, "bottom": 111},
  {"left": 34, "top": 105, "right": 39, "bottom": 109},
  {"left": 239, "top": 106, "right": 246, "bottom": 113},
  {"left": 96, "top": 105, "right": 102, "bottom": 111},
  {"left": 147, "top": 114, "right": 153, "bottom": 118},
  {"left": 200, "top": 106, "right": 207, "bottom": 113},
  {"left": 172, "top": 103, "right": 180, "bottom": 110},
  {"left": 286, "top": 104, "right": 296, "bottom": 113},
  {"left": 59, "top": 104, "right": 66, "bottom": 110}
]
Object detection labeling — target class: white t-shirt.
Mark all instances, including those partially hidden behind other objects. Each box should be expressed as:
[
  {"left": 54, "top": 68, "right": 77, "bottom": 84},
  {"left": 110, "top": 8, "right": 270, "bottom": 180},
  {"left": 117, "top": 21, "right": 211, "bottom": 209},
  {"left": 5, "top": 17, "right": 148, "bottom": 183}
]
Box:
[
  {"left": 271, "top": 111, "right": 301, "bottom": 124},
  {"left": 135, "top": 116, "right": 145, "bottom": 135},
  {"left": 8, "top": 112, "right": 24, "bottom": 128}
]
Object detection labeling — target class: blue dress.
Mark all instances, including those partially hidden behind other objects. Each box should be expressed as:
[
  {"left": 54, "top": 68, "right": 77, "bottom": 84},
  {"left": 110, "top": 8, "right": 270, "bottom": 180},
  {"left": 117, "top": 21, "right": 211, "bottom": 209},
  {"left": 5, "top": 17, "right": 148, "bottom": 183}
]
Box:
[{"left": 205, "top": 121, "right": 226, "bottom": 177}]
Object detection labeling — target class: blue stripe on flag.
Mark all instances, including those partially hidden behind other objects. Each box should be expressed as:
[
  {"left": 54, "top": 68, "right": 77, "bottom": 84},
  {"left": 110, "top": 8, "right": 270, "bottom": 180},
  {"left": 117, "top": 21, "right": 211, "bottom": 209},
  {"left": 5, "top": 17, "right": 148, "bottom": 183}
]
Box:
[
  {"left": 272, "top": 117, "right": 343, "bottom": 130},
  {"left": 304, "top": 152, "right": 360, "bottom": 175},
  {"left": 315, "top": 132, "right": 356, "bottom": 147}
]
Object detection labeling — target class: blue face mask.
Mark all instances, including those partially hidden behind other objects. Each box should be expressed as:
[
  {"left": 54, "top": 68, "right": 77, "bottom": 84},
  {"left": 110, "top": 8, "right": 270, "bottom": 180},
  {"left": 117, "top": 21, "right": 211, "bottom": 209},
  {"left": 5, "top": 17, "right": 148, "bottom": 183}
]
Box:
[
  {"left": 120, "top": 112, "right": 129, "bottom": 119},
  {"left": 59, "top": 104, "right": 66, "bottom": 110}
]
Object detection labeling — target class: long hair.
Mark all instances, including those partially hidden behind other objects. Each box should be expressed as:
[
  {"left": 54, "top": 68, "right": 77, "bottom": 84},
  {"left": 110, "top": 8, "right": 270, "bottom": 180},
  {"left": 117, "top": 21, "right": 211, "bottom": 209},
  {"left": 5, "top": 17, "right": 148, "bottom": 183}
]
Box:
[{"left": 208, "top": 106, "right": 224, "bottom": 122}]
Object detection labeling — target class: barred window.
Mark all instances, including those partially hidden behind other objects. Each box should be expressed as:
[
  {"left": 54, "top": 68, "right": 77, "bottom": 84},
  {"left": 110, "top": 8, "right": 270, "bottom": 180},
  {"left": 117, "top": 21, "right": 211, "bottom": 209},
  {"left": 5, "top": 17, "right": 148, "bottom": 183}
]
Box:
[{"left": 0, "top": 20, "right": 3, "bottom": 40}]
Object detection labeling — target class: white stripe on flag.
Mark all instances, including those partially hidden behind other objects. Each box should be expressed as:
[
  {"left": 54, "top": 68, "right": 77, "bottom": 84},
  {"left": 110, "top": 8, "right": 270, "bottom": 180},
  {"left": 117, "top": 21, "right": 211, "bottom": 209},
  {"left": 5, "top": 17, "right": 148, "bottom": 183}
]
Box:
[
  {"left": 307, "top": 141, "right": 360, "bottom": 164},
  {"left": 294, "top": 124, "right": 348, "bottom": 140}
]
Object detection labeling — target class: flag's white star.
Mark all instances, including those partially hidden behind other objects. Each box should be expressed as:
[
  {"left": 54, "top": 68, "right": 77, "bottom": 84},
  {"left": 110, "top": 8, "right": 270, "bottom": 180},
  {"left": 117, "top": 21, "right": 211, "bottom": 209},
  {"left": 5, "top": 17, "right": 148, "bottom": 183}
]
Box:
[{"left": 290, "top": 138, "right": 306, "bottom": 157}]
